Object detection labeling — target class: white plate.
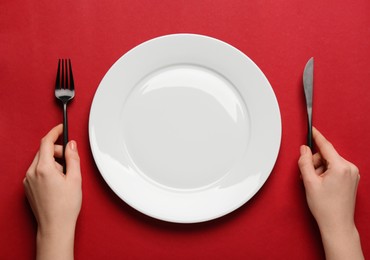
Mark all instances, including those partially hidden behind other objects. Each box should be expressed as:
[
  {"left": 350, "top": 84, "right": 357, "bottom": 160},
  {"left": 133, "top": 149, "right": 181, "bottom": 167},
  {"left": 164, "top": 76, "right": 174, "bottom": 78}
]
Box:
[{"left": 89, "top": 34, "right": 281, "bottom": 223}]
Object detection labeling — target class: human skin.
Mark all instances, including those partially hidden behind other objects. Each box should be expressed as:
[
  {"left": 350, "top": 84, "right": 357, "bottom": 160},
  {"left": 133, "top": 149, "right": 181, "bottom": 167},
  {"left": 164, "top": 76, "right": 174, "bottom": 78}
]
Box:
[
  {"left": 23, "top": 125, "right": 364, "bottom": 259},
  {"left": 298, "top": 127, "right": 364, "bottom": 260},
  {"left": 24, "top": 124, "right": 82, "bottom": 260}
]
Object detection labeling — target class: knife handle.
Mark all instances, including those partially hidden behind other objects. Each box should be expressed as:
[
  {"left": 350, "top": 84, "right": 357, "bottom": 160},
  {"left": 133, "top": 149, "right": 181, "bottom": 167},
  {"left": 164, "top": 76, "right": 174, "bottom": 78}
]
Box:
[
  {"left": 307, "top": 108, "right": 313, "bottom": 150},
  {"left": 307, "top": 125, "right": 313, "bottom": 150}
]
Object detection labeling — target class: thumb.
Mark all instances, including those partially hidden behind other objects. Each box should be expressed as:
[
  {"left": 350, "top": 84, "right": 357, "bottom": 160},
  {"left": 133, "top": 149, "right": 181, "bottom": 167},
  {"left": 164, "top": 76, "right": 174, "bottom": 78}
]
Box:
[
  {"left": 298, "top": 145, "right": 318, "bottom": 184},
  {"left": 65, "top": 140, "right": 81, "bottom": 180}
]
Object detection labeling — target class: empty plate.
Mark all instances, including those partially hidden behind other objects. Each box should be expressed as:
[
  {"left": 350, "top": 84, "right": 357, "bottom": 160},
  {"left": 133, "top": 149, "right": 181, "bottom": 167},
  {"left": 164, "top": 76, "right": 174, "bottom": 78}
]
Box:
[{"left": 89, "top": 34, "right": 281, "bottom": 223}]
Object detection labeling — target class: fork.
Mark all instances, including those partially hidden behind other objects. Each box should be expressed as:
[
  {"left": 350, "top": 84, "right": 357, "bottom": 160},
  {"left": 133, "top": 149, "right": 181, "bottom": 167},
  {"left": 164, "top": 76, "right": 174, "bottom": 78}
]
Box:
[{"left": 55, "top": 59, "right": 75, "bottom": 173}]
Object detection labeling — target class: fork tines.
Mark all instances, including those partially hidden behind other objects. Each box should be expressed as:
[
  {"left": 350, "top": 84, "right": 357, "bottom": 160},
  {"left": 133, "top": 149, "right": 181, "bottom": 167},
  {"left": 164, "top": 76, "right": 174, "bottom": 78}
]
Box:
[{"left": 55, "top": 59, "right": 74, "bottom": 91}]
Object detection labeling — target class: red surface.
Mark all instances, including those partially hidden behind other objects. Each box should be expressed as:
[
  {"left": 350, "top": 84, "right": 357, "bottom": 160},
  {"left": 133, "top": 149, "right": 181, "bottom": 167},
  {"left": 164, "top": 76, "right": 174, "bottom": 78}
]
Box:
[{"left": 1, "top": 0, "right": 370, "bottom": 259}]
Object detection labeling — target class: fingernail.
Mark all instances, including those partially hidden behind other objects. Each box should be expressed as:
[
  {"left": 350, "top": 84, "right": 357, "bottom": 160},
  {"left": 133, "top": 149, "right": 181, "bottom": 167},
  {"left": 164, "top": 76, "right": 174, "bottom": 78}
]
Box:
[
  {"left": 70, "top": 140, "right": 77, "bottom": 151},
  {"left": 300, "top": 145, "right": 306, "bottom": 155}
]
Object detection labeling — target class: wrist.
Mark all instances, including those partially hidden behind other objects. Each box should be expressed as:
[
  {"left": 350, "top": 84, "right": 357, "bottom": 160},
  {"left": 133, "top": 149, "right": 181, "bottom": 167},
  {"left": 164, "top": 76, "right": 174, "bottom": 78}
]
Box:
[
  {"left": 319, "top": 224, "right": 364, "bottom": 260},
  {"left": 320, "top": 223, "right": 358, "bottom": 241},
  {"left": 37, "top": 220, "right": 77, "bottom": 238},
  {"left": 36, "top": 224, "right": 76, "bottom": 260},
  {"left": 317, "top": 219, "right": 357, "bottom": 238},
  {"left": 37, "top": 224, "right": 76, "bottom": 240}
]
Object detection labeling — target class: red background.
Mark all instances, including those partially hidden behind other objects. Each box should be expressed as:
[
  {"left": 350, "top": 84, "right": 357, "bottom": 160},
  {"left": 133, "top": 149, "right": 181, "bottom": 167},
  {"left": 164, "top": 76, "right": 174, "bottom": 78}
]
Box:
[{"left": 1, "top": 0, "right": 369, "bottom": 259}]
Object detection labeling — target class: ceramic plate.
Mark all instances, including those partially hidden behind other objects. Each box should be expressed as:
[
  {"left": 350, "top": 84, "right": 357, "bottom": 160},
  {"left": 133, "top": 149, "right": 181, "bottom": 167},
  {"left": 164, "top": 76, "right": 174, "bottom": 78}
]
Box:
[{"left": 89, "top": 34, "right": 281, "bottom": 223}]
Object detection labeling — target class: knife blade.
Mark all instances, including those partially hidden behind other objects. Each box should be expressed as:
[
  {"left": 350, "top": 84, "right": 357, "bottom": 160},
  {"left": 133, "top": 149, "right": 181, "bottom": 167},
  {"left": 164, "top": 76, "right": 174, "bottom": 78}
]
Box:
[{"left": 303, "top": 57, "right": 314, "bottom": 149}]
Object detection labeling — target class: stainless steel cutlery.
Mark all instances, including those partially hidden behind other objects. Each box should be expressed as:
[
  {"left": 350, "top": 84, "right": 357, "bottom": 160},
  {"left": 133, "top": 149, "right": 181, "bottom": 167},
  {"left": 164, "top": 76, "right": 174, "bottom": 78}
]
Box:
[
  {"left": 55, "top": 59, "right": 75, "bottom": 173},
  {"left": 303, "top": 57, "right": 314, "bottom": 149}
]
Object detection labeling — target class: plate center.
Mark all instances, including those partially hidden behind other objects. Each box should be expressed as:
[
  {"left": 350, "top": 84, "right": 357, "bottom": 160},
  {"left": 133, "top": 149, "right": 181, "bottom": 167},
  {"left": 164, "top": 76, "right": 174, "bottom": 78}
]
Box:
[{"left": 121, "top": 65, "right": 249, "bottom": 190}]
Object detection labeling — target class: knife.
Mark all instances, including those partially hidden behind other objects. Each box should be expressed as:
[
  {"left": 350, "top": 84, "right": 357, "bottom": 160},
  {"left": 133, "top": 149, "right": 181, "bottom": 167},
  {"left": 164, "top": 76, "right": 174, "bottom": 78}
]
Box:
[{"left": 303, "top": 57, "right": 314, "bottom": 150}]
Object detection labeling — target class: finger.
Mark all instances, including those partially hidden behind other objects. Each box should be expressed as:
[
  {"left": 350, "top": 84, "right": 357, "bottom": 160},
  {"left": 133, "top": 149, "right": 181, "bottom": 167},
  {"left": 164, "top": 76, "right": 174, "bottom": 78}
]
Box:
[
  {"left": 65, "top": 141, "right": 81, "bottom": 182},
  {"left": 312, "top": 152, "right": 324, "bottom": 169},
  {"left": 26, "top": 151, "right": 40, "bottom": 178},
  {"left": 312, "top": 127, "right": 341, "bottom": 163},
  {"left": 298, "top": 145, "right": 319, "bottom": 184},
  {"left": 39, "top": 124, "right": 63, "bottom": 165},
  {"left": 315, "top": 165, "right": 325, "bottom": 176},
  {"left": 54, "top": 161, "right": 64, "bottom": 172},
  {"left": 54, "top": 144, "right": 63, "bottom": 158}
]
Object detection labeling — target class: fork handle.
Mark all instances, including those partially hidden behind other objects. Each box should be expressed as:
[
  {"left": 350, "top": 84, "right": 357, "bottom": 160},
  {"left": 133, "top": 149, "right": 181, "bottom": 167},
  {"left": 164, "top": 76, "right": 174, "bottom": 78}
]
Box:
[{"left": 63, "top": 102, "right": 68, "bottom": 174}]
